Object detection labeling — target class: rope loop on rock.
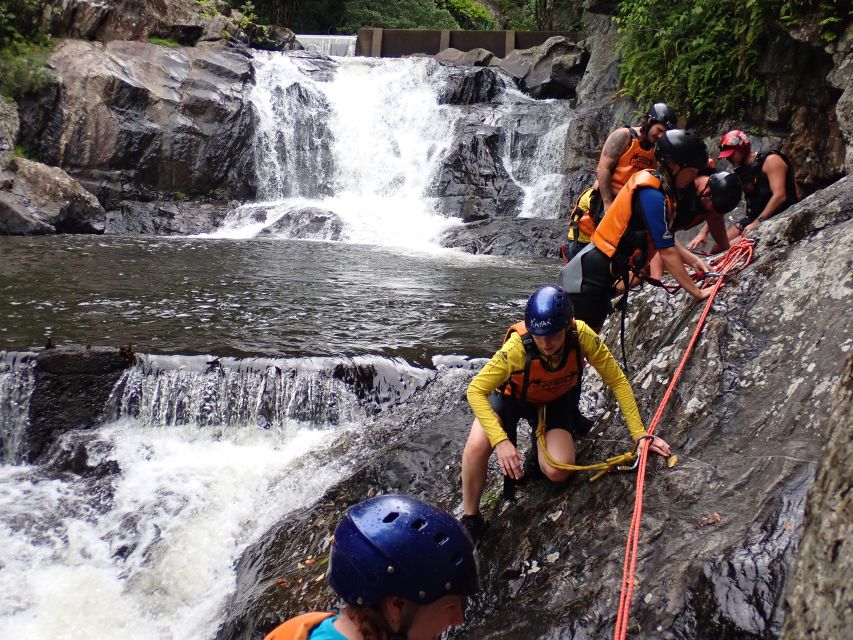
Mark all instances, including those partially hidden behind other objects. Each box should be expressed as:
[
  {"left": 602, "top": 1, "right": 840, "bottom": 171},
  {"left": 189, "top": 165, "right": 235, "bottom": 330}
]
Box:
[{"left": 613, "top": 237, "right": 755, "bottom": 640}]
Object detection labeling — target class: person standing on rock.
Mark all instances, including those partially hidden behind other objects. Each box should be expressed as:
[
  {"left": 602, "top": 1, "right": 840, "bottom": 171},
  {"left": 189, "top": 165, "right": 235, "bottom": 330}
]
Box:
[
  {"left": 689, "top": 129, "right": 798, "bottom": 246},
  {"left": 264, "top": 494, "right": 479, "bottom": 640},
  {"left": 558, "top": 130, "right": 713, "bottom": 332},
  {"left": 563, "top": 102, "right": 677, "bottom": 262},
  {"left": 459, "top": 285, "right": 671, "bottom": 544}
]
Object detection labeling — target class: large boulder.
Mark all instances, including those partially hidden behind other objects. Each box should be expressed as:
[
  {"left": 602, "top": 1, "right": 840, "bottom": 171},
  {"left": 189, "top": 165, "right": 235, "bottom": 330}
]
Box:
[
  {"left": 497, "top": 36, "right": 589, "bottom": 100},
  {"left": 826, "top": 23, "right": 853, "bottom": 174},
  {"left": 427, "top": 126, "right": 523, "bottom": 220},
  {"left": 18, "top": 39, "right": 257, "bottom": 210},
  {"left": 0, "top": 157, "right": 106, "bottom": 235}
]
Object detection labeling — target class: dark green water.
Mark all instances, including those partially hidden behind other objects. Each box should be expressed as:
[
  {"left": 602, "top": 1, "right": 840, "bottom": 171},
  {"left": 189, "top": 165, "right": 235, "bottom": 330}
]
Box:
[{"left": 0, "top": 236, "right": 558, "bottom": 364}]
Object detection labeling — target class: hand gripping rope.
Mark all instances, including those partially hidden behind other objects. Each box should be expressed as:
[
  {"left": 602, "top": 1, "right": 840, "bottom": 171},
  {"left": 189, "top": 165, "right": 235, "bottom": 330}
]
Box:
[{"left": 612, "top": 237, "right": 754, "bottom": 639}]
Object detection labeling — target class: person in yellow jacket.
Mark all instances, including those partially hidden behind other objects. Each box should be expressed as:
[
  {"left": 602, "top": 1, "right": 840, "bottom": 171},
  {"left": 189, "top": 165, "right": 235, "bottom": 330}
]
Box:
[
  {"left": 459, "top": 286, "right": 671, "bottom": 543},
  {"left": 264, "top": 495, "right": 479, "bottom": 640}
]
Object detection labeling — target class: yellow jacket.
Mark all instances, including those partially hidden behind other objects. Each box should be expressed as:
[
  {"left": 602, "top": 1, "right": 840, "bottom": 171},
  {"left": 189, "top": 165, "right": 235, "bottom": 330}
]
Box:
[{"left": 467, "top": 320, "right": 646, "bottom": 446}]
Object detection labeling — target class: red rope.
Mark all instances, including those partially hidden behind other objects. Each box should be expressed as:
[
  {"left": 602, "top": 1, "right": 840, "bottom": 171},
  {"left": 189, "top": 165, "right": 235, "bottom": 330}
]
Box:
[{"left": 612, "top": 238, "right": 755, "bottom": 639}]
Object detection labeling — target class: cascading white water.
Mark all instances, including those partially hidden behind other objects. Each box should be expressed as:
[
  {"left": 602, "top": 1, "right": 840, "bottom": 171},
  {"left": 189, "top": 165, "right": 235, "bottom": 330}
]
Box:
[
  {"left": 0, "top": 353, "right": 435, "bottom": 639},
  {"left": 0, "top": 351, "right": 35, "bottom": 464},
  {"left": 206, "top": 53, "right": 465, "bottom": 250}
]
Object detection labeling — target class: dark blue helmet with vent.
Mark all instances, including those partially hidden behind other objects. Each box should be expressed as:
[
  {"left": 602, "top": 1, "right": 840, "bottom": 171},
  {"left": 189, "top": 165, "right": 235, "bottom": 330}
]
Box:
[
  {"left": 328, "top": 495, "right": 479, "bottom": 606},
  {"left": 525, "top": 285, "right": 574, "bottom": 336}
]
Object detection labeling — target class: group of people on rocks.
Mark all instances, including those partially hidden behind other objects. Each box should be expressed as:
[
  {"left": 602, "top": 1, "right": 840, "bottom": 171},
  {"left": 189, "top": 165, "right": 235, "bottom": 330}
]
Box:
[{"left": 263, "top": 105, "right": 799, "bottom": 640}]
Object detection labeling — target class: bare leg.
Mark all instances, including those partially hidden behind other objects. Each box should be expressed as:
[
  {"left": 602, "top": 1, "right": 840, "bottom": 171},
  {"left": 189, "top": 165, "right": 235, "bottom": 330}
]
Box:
[
  {"left": 648, "top": 253, "right": 664, "bottom": 279},
  {"left": 537, "top": 428, "right": 576, "bottom": 483},
  {"left": 727, "top": 224, "right": 742, "bottom": 242},
  {"left": 461, "top": 419, "right": 493, "bottom": 515}
]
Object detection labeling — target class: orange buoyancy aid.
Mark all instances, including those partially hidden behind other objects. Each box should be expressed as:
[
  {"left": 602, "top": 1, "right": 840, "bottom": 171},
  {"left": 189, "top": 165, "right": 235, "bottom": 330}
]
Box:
[
  {"left": 609, "top": 127, "right": 658, "bottom": 193},
  {"left": 500, "top": 321, "right": 583, "bottom": 404},
  {"left": 264, "top": 612, "right": 335, "bottom": 640},
  {"left": 592, "top": 170, "right": 672, "bottom": 262}
]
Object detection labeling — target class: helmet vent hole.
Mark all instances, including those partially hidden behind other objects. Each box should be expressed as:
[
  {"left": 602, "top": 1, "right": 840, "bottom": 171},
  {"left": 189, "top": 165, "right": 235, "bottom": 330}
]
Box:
[
  {"left": 452, "top": 552, "right": 464, "bottom": 566},
  {"left": 382, "top": 512, "right": 400, "bottom": 523},
  {"left": 434, "top": 532, "right": 448, "bottom": 545},
  {"left": 411, "top": 518, "right": 426, "bottom": 530}
]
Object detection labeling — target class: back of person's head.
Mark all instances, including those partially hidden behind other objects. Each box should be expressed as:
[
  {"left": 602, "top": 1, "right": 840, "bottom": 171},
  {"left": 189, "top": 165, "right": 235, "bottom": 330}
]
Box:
[
  {"left": 328, "top": 495, "right": 479, "bottom": 607},
  {"left": 718, "top": 130, "right": 751, "bottom": 160},
  {"left": 707, "top": 171, "right": 743, "bottom": 213},
  {"left": 655, "top": 130, "right": 709, "bottom": 170},
  {"left": 525, "top": 285, "right": 574, "bottom": 336}
]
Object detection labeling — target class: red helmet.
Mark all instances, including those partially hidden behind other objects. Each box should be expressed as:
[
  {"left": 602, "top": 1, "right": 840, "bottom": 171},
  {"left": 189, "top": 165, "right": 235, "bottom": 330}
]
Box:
[{"left": 718, "top": 130, "right": 751, "bottom": 160}]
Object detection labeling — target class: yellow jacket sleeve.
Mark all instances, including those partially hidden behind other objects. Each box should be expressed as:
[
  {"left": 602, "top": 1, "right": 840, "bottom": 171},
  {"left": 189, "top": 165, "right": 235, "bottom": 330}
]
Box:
[
  {"left": 466, "top": 333, "right": 528, "bottom": 447},
  {"left": 576, "top": 320, "right": 647, "bottom": 441}
]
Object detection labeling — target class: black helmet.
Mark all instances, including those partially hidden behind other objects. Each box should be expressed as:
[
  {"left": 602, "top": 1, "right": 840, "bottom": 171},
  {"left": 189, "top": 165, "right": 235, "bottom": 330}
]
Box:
[
  {"left": 707, "top": 171, "right": 742, "bottom": 214},
  {"left": 647, "top": 103, "right": 677, "bottom": 129},
  {"left": 655, "top": 130, "right": 708, "bottom": 170}
]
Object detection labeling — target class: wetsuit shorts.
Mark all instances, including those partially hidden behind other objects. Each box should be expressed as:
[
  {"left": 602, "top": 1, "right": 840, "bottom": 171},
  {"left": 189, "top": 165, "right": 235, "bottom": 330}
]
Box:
[
  {"left": 488, "top": 389, "right": 592, "bottom": 442},
  {"left": 559, "top": 244, "right": 616, "bottom": 330}
]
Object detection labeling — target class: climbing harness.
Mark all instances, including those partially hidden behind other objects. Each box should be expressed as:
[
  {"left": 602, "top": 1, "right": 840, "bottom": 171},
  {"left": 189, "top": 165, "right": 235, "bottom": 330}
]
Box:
[{"left": 612, "top": 237, "right": 755, "bottom": 640}]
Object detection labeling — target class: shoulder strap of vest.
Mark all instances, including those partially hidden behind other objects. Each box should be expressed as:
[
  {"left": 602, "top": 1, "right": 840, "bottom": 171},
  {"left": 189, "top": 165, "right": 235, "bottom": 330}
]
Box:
[
  {"left": 519, "top": 333, "right": 535, "bottom": 402},
  {"left": 625, "top": 125, "right": 638, "bottom": 140}
]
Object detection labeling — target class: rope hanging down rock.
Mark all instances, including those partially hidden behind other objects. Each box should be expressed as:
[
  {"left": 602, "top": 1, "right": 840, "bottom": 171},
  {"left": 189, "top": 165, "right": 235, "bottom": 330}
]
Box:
[{"left": 613, "top": 237, "right": 755, "bottom": 640}]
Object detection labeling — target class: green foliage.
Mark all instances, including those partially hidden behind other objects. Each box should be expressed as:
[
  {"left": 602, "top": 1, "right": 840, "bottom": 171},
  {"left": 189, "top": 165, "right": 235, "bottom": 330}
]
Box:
[
  {"left": 340, "top": 0, "right": 460, "bottom": 31},
  {"left": 777, "top": 0, "right": 848, "bottom": 41},
  {"left": 148, "top": 37, "right": 180, "bottom": 48},
  {"left": 616, "top": 0, "right": 769, "bottom": 120},
  {"left": 494, "top": 0, "right": 583, "bottom": 30},
  {"left": 0, "top": 40, "right": 54, "bottom": 99},
  {"left": 615, "top": 0, "right": 849, "bottom": 119},
  {"left": 437, "top": 0, "right": 497, "bottom": 30}
]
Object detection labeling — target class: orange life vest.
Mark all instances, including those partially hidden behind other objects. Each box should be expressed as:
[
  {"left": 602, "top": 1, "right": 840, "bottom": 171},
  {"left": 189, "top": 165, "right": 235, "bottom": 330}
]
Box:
[
  {"left": 592, "top": 170, "right": 673, "bottom": 265},
  {"left": 264, "top": 612, "right": 335, "bottom": 640},
  {"left": 500, "top": 321, "right": 583, "bottom": 404},
  {"left": 608, "top": 127, "right": 658, "bottom": 194}
]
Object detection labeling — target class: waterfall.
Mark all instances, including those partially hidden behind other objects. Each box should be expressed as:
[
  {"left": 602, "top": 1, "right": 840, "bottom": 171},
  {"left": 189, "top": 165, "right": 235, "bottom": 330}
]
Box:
[
  {"left": 296, "top": 35, "right": 357, "bottom": 57},
  {"left": 106, "top": 353, "right": 435, "bottom": 429},
  {"left": 0, "top": 351, "right": 35, "bottom": 465},
  {"left": 205, "top": 53, "right": 465, "bottom": 250},
  {"left": 0, "top": 353, "right": 436, "bottom": 638}
]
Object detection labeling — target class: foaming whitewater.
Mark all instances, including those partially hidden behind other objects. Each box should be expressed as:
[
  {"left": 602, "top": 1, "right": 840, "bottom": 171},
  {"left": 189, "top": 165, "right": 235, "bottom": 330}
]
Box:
[
  {"left": 0, "top": 353, "right": 434, "bottom": 639},
  {"left": 205, "top": 53, "right": 464, "bottom": 251}
]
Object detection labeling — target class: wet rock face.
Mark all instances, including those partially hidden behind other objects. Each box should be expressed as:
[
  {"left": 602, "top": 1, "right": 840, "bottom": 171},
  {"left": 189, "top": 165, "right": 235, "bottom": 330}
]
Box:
[
  {"left": 439, "top": 217, "right": 565, "bottom": 257},
  {"left": 218, "top": 178, "right": 852, "bottom": 638},
  {"left": 104, "top": 200, "right": 231, "bottom": 235},
  {"left": 0, "top": 97, "right": 18, "bottom": 154},
  {"left": 428, "top": 124, "right": 523, "bottom": 220},
  {"left": 781, "top": 354, "right": 852, "bottom": 639},
  {"left": 26, "top": 346, "right": 132, "bottom": 463},
  {"left": 18, "top": 39, "right": 257, "bottom": 210}
]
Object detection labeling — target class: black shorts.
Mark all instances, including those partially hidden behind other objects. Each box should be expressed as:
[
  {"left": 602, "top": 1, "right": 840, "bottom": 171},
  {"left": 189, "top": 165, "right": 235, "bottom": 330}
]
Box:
[{"left": 488, "top": 389, "right": 592, "bottom": 442}]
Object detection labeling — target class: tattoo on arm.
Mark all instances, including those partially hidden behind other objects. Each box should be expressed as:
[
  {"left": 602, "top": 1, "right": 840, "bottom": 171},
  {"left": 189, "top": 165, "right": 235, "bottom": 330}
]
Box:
[{"left": 601, "top": 129, "right": 631, "bottom": 160}]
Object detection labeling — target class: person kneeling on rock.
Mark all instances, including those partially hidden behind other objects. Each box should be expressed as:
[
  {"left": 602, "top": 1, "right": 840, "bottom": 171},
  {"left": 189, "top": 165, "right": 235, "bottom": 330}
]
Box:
[
  {"left": 460, "top": 285, "right": 671, "bottom": 544},
  {"left": 264, "top": 495, "right": 479, "bottom": 640}
]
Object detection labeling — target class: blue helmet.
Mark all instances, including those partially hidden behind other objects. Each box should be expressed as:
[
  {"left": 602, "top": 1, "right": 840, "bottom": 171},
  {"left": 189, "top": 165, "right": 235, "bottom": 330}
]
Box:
[
  {"left": 328, "top": 495, "right": 479, "bottom": 606},
  {"left": 524, "top": 285, "right": 573, "bottom": 336}
]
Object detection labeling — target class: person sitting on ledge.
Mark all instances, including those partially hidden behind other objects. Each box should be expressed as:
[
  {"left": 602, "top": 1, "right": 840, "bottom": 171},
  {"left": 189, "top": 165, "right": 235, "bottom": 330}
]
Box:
[
  {"left": 264, "top": 494, "right": 479, "bottom": 640},
  {"left": 459, "top": 285, "right": 671, "bottom": 544}
]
